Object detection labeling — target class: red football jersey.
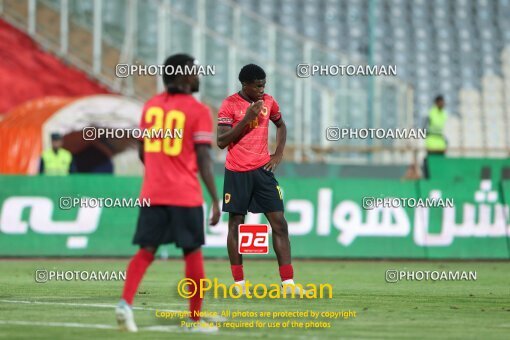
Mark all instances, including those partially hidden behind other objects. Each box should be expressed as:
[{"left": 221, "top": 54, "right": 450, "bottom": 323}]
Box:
[
  {"left": 217, "top": 93, "right": 282, "bottom": 172},
  {"left": 139, "top": 92, "right": 212, "bottom": 206}
]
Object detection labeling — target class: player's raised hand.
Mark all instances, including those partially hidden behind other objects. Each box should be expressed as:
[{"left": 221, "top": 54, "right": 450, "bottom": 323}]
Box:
[
  {"left": 209, "top": 200, "right": 221, "bottom": 226},
  {"left": 244, "top": 100, "right": 264, "bottom": 121}
]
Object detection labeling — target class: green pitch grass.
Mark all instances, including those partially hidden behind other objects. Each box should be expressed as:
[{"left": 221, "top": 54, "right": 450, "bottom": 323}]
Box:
[{"left": 0, "top": 259, "right": 509, "bottom": 339}]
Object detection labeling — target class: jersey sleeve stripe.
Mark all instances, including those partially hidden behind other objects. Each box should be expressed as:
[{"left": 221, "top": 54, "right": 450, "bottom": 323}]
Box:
[
  {"left": 193, "top": 132, "right": 213, "bottom": 137},
  {"left": 193, "top": 132, "right": 213, "bottom": 142},
  {"left": 218, "top": 117, "right": 233, "bottom": 123},
  {"left": 270, "top": 113, "right": 282, "bottom": 122},
  {"left": 193, "top": 138, "right": 213, "bottom": 144}
]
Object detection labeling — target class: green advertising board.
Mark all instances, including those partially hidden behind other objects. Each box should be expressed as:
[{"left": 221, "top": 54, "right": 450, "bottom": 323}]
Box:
[
  {"left": 427, "top": 155, "right": 510, "bottom": 182},
  {"left": 0, "top": 175, "right": 509, "bottom": 258},
  {"left": 417, "top": 179, "right": 510, "bottom": 259}
]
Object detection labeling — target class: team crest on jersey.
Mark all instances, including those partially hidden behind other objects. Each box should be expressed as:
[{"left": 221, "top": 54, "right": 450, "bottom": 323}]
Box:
[
  {"left": 261, "top": 106, "right": 268, "bottom": 116},
  {"left": 225, "top": 193, "right": 231, "bottom": 203}
]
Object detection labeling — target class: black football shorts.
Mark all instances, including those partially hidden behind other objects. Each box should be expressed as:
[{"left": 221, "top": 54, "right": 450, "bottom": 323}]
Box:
[
  {"left": 222, "top": 166, "right": 284, "bottom": 215},
  {"left": 132, "top": 205, "right": 204, "bottom": 248}
]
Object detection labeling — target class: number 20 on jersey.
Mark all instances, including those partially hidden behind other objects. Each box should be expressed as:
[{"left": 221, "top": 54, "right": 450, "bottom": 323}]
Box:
[{"left": 144, "top": 107, "right": 185, "bottom": 156}]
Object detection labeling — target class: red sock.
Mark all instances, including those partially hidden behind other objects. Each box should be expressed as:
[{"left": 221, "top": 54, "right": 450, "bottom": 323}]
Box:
[
  {"left": 231, "top": 265, "right": 244, "bottom": 282},
  {"left": 121, "top": 248, "right": 155, "bottom": 305},
  {"left": 185, "top": 250, "right": 205, "bottom": 321},
  {"left": 279, "top": 264, "right": 294, "bottom": 281}
]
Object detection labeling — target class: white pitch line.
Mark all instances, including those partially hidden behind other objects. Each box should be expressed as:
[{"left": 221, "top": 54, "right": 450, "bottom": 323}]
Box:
[
  {"left": 0, "top": 299, "right": 176, "bottom": 312},
  {"left": 0, "top": 320, "right": 116, "bottom": 330},
  {"left": 143, "top": 325, "right": 184, "bottom": 332},
  {"left": 0, "top": 318, "right": 313, "bottom": 339},
  {"left": 0, "top": 320, "right": 185, "bottom": 333},
  {"left": 0, "top": 299, "right": 228, "bottom": 322},
  {"left": 0, "top": 299, "right": 314, "bottom": 339}
]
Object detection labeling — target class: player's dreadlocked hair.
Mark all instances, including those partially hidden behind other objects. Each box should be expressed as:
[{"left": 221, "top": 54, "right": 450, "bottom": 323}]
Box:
[
  {"left": 162, "top": 53, "right": 195, "bottom": 90},
  {"left": 238, "top": 64, "right": 266, "bottom": 83}
]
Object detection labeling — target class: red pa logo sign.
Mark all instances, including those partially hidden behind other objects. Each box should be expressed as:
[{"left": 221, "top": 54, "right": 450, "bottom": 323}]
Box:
[{"left": 238, "top": 224, "right": 269, "bottom": 254}]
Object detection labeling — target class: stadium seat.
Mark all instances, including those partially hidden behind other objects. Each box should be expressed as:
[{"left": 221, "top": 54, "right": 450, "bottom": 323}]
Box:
[{"left": 9, "top": 0, "right": 509, "bottom": 159}]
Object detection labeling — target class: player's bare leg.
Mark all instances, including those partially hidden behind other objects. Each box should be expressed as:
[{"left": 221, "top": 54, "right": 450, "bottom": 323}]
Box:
[
  {"left": 116, "top": 245, "right": 158, "bottom": 332},
  {"left": 265, "top": 211, "right": 304, "bottom": 295},
  {"left": 227, "top": 213, "right": 249, "bottom": 293},
  {"left": 265, "top": 212, "right": 291, "bottom": 265}
]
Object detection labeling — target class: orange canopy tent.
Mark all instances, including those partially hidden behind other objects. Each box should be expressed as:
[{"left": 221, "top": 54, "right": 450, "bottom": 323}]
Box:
[
  {"left": 0, "top": 95, "right": 144, "bottom": 175},
  {"left": 0, "top": 97, "right": 76, "bottom": 174}
]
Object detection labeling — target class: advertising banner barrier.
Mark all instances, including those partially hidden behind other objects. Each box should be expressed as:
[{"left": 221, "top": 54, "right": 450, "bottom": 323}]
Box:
[{"left": 0, "top": 175, "right": 509, "bottom": 258}]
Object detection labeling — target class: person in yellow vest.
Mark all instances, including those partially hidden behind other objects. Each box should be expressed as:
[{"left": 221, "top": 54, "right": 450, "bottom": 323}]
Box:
[
  {"left": 423, "top": 95, "right": 447, "bottom": 178},
  {"left": 39, "top": 133, "right": 75, "bottom": 175},
  {"left": 425, "top": 95, "right": 448, "bottom": 152}
]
